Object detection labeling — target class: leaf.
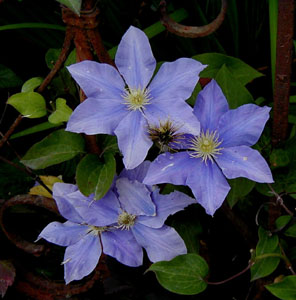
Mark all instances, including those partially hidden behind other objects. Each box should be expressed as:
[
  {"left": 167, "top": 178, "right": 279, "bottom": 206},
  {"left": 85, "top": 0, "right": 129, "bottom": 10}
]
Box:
[
  {"left": 0, "top": 64, "right": 22, "bottom": 88},
  {"left": 0, "top": 260, "right": 16, "bottom": 298},
  {"left": 21, "top": 129, "right": 85, "bottom": 169},
  {"left": 251, "top": 227, "right": 280, "bottom": 281},
  {"left": 7, "top": 92, "right": 47, "bottom": 118},
  {"left": 275, "top": 215, "right": 296, "bottom": 238},
  {"left": 227, "top": 177, "right": 255, "bottom": 208},
  {"left": 270, "top": 149, "right": 290, "bottom": 168},
  {"left": 100, "top": 135, "right": 119, "bottom": 155},
  {"left": 56, "top": 0, "right": 82, "bottom": 15},
  {"left": 21, "top": 77, "right": 43, "bottom": 92},
  {"left": 48, "top": 98, "right": 73, "bottom": 124},
  {"left": 29, "top": 175, "right": 63, "bottom": 198},
  {"left": 215, "top": 64, "right": 254, "bottom": 109},
  {"left": 45, "top": 48, "right": 61, "bottom": 69},
  {"left": 266, "top": 275, "right": 296, "bottom": 300},
  {"left": 76, "top": 152, "right": 116, "bottom": 200},
  {"left": 148, "top": 254, "right": 209, "bottom": 295},
  {"left": 193, "top": 53, "right": 263, "bottom": 86}
]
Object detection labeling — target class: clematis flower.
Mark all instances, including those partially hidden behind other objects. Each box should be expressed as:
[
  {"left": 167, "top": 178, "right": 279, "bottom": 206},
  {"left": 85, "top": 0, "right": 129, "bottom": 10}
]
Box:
[
  {"left": 66, "top": 26, "right": 206, "bottom": 169},
  {"left": 143, "top": 80, "right": 273, "bottom": 216},
  {"left": 38, "top": 162, "right": 195, "bottom": 283}
]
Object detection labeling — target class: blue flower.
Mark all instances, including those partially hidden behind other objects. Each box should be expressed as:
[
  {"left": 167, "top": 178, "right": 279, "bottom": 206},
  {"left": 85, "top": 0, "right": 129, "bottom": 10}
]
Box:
[
  {"left": 38, "top": 162, "right": 195, "bottom": 283},
  {"left": 66, "top": 26, "right": 206, "bottom": 169},
  {"left": 143, "top": 80, "right": 274, "bottom": 216}
]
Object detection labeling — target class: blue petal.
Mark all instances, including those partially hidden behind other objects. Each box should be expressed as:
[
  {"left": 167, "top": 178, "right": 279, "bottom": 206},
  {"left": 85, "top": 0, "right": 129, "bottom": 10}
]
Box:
[
  {"left": 119, "top": 160, "right": 151, "bottom": 183},
  {"left": 194, "top": 80, "right": 229, "bottom": 132},
  {"left": 215, "top": 146, "right": 274, "bottom": 183},
  {"left": 116, "top": 177, "right": 155, "bottom": 216},
  {"left": 114, "top": 110, "right": 153, "bottom": 169},
  {"left": 52, "top": 183, "right": 84, "bottom": 223},
  {"left": 218, "top": 104, "right": 271, "bottom": 147},
  {"left": 66, "top": 97, "right": 128, "bottom": 135},
  {"left": 67, "top": 61, "right": 125, "bottom": 98},
  {"left": 138, "top": 190, "right": 196, "bottom": 228},
  {"left": 143, "top": 152, "right": 195, "bottom": 186},
  {"left": 63, "top": 233, "right": 101, "bottom": 284},
  {"left": 101, "top": 229, "right": 143, "bottom": 267},
  {"left": 115, "top": 26, "right": 156, "bottom": 89},
  {"left": 186, "top": 160, "right": 231, "bottom": 216},
  {"left": 38, "top": 221, "right": 89, "bottom": 246},
  {"left": 132, "top": 223, "right": 186, "bottom": 263},
  {"left": 149, "top": 58, "right": 206, "bottom": 101}
]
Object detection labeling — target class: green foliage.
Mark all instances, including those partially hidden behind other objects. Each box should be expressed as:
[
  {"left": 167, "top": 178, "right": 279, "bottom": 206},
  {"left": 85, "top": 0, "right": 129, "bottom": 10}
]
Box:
[
  {"left": 270, "top": 149, "right": 290, "bottom": 169},
  {"left": 275, "top": 216, "right": 296, "bottom": 238},
  {"left": 148, "top": 254, "right": 209, "bottom": 295},
  {"left": 7, "top": 92, "right": 47, "bottom": 118},
  {"left": 21, "top": 77, "right": 43, "bottom": 92},
  {"left": 266, "top": 275, "right": 296, "bottom": 300},
  {"left": 0, "top": 64, "right": 22, "bottom": 88},
  {"left": 48, "top": 98, "right": 73, "bottom": 124},
  {"left": 56, "top": 0, "right": 82, "bottom": 15},
  {"left": 21, "top": 129, "right": 85, "bottom": 169}
]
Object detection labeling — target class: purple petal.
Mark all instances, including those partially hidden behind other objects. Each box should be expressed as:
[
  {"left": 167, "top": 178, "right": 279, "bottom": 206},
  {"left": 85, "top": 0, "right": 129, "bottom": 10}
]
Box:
[
  {"left": 132, "top": 223, "right": 186, "bottom": 263},
  {"left": 67, "top": 61, "right": 125, "bottom": 98},
  {"left": 38, "top": 221, "right": 89, "bottom": 246},
  {"left": 116, "top": 177, "right": 155, "bottom": 216},
  {"left": 149, "top": 58, "right": 206, "bottom": 100},
  {"left": 186, "top": 160, "right": 231, "bottom": 216},
  {"left": 66, "top": 97, "right": 128, "bottom": 135},
  {"left": 143, "top": 152, "right": 195, "bottom": 186},
  {"left": 145, "top": 100, "right": 200, "bottom": 136},
  {"left": 218, "top": 104, "right": 271, "bottom": 147},
  {"left": 119, "top": 160, "right": 151, "bottom": 183},
  {"left": 194, "top": 80, "right": 229, "bottom": 131},
  {"left": 52, "top": 183, "right": 84, "bottom": 223},
  {"left": 138, "top": 190, "right": 195, "bottom": 228},
  {"left": 115, "top": 26, "right": 156, "bottom": 89},
  {"left": 114, "top": 110, "right": 153, "bottom": 169},
  {"left": 63, "top": 233, "right": 101, "bottom": 284},
  {"left": 215, "top": 146, "right": 274, "bottom": 183},
  {"left": 101, "top": 229, "right": 143, "bottom": 267}
]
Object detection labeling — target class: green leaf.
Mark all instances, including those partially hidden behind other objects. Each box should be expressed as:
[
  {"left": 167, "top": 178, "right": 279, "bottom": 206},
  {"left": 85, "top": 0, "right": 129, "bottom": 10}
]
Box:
[
  {"left": 148, "top": 254, "right": 208, "bottom": 295},
  {"left": 270, "top": 149, "right": 290, "bottom": 168},
  {"left": 48, "top": 98, "right": 73, "bottom": 124},
  {"left": 227, "top": 177, "right": 255, "bottom": 208},
  {"left": 21, "top": 129, "right": 85, "bottom": 169},
  {"left": 65, "top": 49, "right": 76, "bottom": 66},
  {"left": 76, "top": 152, "right": 116, "bottom": 200},
  {"left": 193, "top": 53, "right": 263, "bottom": 86},
  {"left": 56, "top": 0, "right": 82, "bottom": 15},
  {"left": 0, "top": 64, "right": 22, "bottom": 88},
  {"left": 266, "top": 276, "right": 296, "bottom": 300},
  {"left": 45, "top": 48, "right": 61, "bottom": 69},
  {"left": 215, "top": 64, "right": 254, "bottom": 109},
  {"left": 276, "top": 215, "right": 296, "bottom": 238},
  {"left": 251, "top": 227, "right": 280, "bottom": 281},
  {"left": 7, "top": 92, "right": 47, "bottom": 118},
  {"left": 21, "top": 77, "right": 43, "bottom": 92},
  {"left": 100, "top": 135, "right": 119, "bottom": 155}
]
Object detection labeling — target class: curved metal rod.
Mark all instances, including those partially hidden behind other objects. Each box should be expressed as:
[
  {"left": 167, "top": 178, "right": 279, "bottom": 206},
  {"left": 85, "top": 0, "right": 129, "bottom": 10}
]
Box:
[{"left": 160, "top": 0, "right": 228, "bottom": 38}]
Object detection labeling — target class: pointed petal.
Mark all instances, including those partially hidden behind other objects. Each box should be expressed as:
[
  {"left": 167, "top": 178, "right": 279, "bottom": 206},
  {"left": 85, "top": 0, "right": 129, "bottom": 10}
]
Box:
[
  {"left": 66, "top": 97, "right": 128, "bottom": 135},
  {"left": 218, "top": 104, "right": 271, "bottom": 147},
  {"left": 67, "top": 61, "right": 125, "bottom": 98},
  {"left": 114, "top": 110, "right": 153, "bottom": 169},
  {"left": 194, "top": 80, "right": 229, "bottom": 131},
  {"left": 138, "top": 190, "right": 195, "bottom": 228},
  {"left": 145, "top": 100, "right": 200, "bottom": 136},
  {"left": 64, "top": 233, "right": 101, "bottom": 284},
  {"left": 101, "top": 230, "right": 143, "bottom": 267},
  {"left": 119, "top": 160, "right": 151, "bottom": 183},
  {"left": 143, "top": 152, "right": 194, "bottom": 186},
  {"left": 52, "top": 183, "right": 84, "bottom": 223},
  {"left": 186, "top": 160, "right": 231, "bottom": 216},
  {"left": 215, "top": 146, "right": 274, "bottom": 183},
  {"left": 149, "top": 58, "right": 206, "bottom": 101},
  {"left": 132, "top": 223, "right": 186, "bottom": 263},
  {"left": 115, "top": 26, "right": 156, "bottom": 89},
  {"left": 38, "top": 221, "right": 89, "bottom": 246},
  {"left": 116, "top": 177, "right": 155, "bottom": 216}
]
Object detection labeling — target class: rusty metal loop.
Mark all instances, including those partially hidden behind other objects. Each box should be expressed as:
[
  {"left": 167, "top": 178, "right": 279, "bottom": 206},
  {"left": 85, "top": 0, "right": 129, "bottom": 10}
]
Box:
[
  {"left": 0, "top": 194, "right": 59, "bottom": 256},
  {"left": 160, "top": 0, "right": 228, "bottom": 38}
]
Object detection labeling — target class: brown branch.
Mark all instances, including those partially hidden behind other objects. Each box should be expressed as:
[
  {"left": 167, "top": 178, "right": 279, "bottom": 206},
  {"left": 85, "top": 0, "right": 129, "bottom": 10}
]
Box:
[{"left": 0, "top": 114, "right": 23, "bottom": 150}]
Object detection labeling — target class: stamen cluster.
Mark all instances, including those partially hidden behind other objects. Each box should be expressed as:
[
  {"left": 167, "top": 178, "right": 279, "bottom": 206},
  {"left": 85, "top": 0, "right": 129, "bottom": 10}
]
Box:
[{"left": 122, "top": 87, "right": 152, "bottom": 111}]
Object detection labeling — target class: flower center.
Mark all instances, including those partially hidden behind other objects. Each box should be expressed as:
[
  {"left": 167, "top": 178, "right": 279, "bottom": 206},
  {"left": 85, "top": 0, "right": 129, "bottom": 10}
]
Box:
[
  {"left": 188, "top": 130, "right": 223, "bottom": 163},
  {"left": 117, "top": 211, "right": 136, "bottom": 230},
  {"left": 122, "top": 87, "right": 151, "bottom": 111},
  {"left": 88, "top": 225, "right": 107, "bottom": 236}
]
